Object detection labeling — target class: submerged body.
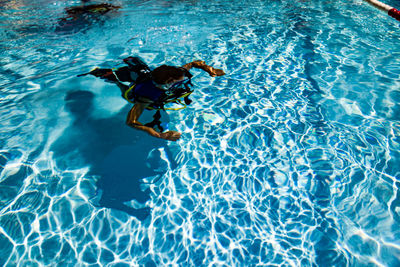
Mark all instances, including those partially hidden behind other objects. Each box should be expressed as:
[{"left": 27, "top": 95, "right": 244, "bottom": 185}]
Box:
[
  {"left": 81, "top": 58, "right": 225, "bottom": 141},
  {"left": 57, "top": 3, "right": 121, "bottom": 32}
]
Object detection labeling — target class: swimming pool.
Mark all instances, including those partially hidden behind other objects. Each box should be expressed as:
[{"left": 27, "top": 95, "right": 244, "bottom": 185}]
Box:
[{"left": 1, "top": 0, "right": 400, "bottom": 265}]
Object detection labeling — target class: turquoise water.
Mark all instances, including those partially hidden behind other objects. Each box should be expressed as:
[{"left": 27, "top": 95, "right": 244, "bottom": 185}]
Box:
[{"left": 1, "top": 0, "right": 400, "bottom": 265}]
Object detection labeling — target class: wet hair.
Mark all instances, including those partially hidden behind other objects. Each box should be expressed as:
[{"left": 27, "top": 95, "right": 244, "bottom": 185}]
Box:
[{"left": 151, "top": 65, "right": 186, "bottom": 84}]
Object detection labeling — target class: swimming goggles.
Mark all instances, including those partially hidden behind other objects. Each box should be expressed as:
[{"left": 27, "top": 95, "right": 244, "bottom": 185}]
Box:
[
  {"left": 169, "top": 77, "right": 191, "bottom": 90},
  {"left": 160, "top": 77, "right": 192, "bottom": 94}
]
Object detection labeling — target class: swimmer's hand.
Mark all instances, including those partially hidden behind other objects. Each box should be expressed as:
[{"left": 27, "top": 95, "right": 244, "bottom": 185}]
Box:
[
  {"left": 190, "top": 60, "right": 225, "bottom": 77},
  {"left": 159, "top": 131, "right": 181, "bottom": 141},
  {"left": 207, "top": 67, "right": 225, "bottom": 77}
]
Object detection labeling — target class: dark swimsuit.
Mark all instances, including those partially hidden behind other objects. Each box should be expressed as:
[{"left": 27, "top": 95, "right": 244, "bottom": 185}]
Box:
[{"left": 130, "top": 80, "right": 163, "bottom": 103}]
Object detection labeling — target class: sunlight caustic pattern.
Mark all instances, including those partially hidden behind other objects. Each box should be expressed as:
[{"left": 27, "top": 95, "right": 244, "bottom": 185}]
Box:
[{"left": 0, "top": 0, "right": 400, "bottom": 266}]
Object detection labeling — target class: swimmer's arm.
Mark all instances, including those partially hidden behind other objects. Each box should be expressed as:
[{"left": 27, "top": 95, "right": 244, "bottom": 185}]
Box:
[
  {"left": 126, "top": 102, "right": 160, "bottom": 138},
  {"left": 126, "top": 103, "right": 181, "bottom": 141},
  {"left": 183, "top": 60, "right": 225, "bottom": 77}
]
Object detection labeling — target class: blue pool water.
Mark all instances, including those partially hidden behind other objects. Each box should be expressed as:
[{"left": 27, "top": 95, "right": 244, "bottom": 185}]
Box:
[{"left": 1, "top": 0, "right": 400, "bottom": 265}]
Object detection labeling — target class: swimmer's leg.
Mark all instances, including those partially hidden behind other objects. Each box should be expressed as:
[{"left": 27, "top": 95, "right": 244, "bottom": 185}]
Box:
[{"left": 77, "top": 67, "right": 118, "bottom": 82}]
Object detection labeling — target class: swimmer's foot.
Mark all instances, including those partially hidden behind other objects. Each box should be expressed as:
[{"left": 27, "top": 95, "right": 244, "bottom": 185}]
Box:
[{"left": 88, "top": 68, "right": 118, "bottom": 82}]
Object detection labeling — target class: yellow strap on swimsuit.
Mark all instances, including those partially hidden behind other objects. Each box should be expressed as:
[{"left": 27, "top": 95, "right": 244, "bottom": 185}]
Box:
[
  {"left": 147, "top": 98, "right": 187, "bottom": 111},
  {"left": 123, "top": 84, "right": 135, "bottom": 104},
  {"left": 164, "top": 91, "right": 192, "bottom": 111},
  {"left": 123, "top": 84, "right": 192, "bottom": 111}
]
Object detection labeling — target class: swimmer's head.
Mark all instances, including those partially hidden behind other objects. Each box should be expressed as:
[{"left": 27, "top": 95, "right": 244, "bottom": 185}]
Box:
[{"left": 151, "top": 65, "right": 186, "bottom": 86}]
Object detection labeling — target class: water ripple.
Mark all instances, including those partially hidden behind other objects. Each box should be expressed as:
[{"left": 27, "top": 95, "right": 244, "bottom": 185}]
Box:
[{"left": 1, "top": 0, "right": 400, "bottom": 266}]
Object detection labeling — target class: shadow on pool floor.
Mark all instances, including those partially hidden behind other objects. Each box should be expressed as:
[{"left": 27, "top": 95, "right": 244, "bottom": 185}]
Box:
[{"left": 50, "top": 90, "right": 176, "bottom": 221}]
